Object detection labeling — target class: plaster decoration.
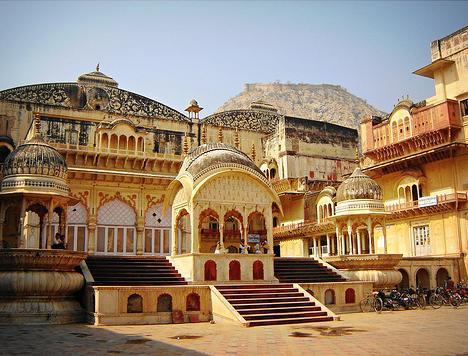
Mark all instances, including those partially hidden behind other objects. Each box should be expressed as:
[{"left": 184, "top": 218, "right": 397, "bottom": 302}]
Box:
[
  {"left": 0, "top": 83, "right": 189, "bottom": 122},
  {"left": 145, "top": 203, "right": 171, "bottom": 228},
  {"left": 97, "top": 199, "right": 136, "bottom": 226},
  {"left": 98, "top": 191, "right": 137, "bottom": 212},
  {"left": 195, "top": 174, "right": 271, "bottom": 206},
  {"left": 70, "top": 191, "right": 89, "bottom": 208},
  {"left": 173, "top": 187, "right": 187, "bottom": 207},
  {"left": 202, "top": 109, "right": 282, "bottom": 133},
  {"left": 67, "top": 203, "right": 88, "bottom": 225},
  {"left": 145, "top": 195, "right": 164, "bottom": 210}
]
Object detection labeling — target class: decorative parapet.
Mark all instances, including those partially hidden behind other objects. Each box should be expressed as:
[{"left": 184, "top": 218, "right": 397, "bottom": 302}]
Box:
[
  {"left": 0, "top": 83, "right": 189, "bottom": 122},
  {"left": 273, "top": 219, "right": 334, "bottom": 239},
  {"left": 0, "top": 249, "right": 86, "bottom": 271},
  {"left": 201, "top": 109, "right": 282, "bottom": 133},
  {"left": 325, "top": 254, "right": 402, "bottom": 270}
]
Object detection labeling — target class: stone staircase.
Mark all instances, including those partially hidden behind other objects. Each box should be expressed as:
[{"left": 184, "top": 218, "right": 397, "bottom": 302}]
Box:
[
  {"left": 214, "top": 284, "right": 334, "bottom": 327},
  {"left": 85, "top": 256, "right": 187, "bottom": 286},
  {"left": 274, "top": 257, "right": 346, "bottom": 283}
]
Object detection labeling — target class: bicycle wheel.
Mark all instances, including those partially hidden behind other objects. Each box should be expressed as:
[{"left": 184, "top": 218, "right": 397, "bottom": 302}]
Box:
[
  {"left": 417, "top": 295, "right": 426, "bottom": 310},
  {"left": 359, "top": 297, "right": 372, "bottom": 312},
  {"left": 373, "top": 297, "right": 383, "bottom": 313},
  {"left": 429, "top": 294, "right": 443, "bottom": 309},
  {"left": 450, "top": 295, "right": 461, "bottom": 308}
]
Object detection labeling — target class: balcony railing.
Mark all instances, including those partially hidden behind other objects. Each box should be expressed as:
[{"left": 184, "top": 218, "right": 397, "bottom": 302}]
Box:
[
  {"left": 385, "top": 192, "right": 467, "bottom": 213},
  {"left": 47, "top": 142, "right": 183, "bottom": 161}
]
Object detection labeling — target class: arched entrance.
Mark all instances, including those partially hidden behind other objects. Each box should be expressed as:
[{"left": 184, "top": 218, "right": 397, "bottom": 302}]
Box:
[
  {"left": 66, "top": 203, "right": 88, "bottom": 251},
  {"left": 177, "top": 210, "right": 191, "bottom": 255},
  {"left": 416, "top": 268, "right": 430, "bottom": 289},
  {"left": 398, "top": 269, "right": 409, "bottom": 290},
  {"left": 229, "top": 260, "right": 241, "bottom": 280},
  {"left": 436, "top": 268, "right": 449, "bottom": 287},
  {"left": 144, "top": 204, "right": 171, "bottom": 255},
  {"left": 248, "top": 211, "right": 266, "bottom": 251}
]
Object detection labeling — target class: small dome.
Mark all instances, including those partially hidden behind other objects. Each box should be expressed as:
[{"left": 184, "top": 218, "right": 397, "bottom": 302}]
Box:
[
  {"left": 189, "top": 99, "right": 198, "bottom": 106},
  {"left": 336, "top": 167, "right": 382, "bottom": 202},
  {"left": 3, "top": 136, "right": 67, "bottom": 179},
  {"left": 179, "top": 143, "right": 264, "bottom": 181},
  {"left": 77, "top": 66, "right": 118, "bottom": 88}
]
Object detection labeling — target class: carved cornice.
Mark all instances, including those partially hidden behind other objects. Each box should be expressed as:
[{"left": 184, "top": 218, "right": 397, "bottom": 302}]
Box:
[{"left": 98, "top": 191, "right": 137, "bottom": 211}]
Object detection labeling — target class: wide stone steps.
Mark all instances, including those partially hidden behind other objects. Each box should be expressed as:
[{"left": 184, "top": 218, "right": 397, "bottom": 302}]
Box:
[
  {"left": 85, "top": 256, "right": 187, "bottom": 286},
  {"left": 274, "top": 257, "right": 346, "bottom": 283},
  {"left": 214, "top": 283, "right": 333, "bottom": 327}
]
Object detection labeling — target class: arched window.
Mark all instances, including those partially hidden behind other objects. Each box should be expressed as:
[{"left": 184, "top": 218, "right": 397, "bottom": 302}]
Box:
[
  {"left": 157, "top": 294, "right": 173, "bottom": 312},
  {"left": 144, "top": 204, "right": 171, "bottom": 255},
  {"left": 229, "top": 260, "right": 241, "bottom": 280},
  {"left": 119, "top": 134, "right": 127, "bottom": 150},
  {"left": 398, "top": 269, "right": 409, "bottom": 289},
  {"left": 186, "top": 293, "right": 200, "bottom": 311},
  {"left": 204, "top": 260, "right": 217, "bottom": 281},
  {"left": 127, "top": 294, "right": 143, "bottom": 313},
  {"left": 128, "top": 136, "right": 136, "bottom": 151},
  {"left": 101, "top": 133, "right": 108, "bottom": 148},
  {"left": 253, "top": 260, "right": 264, "bottom": 280},
  {"left": 96, "top": 199, "right": 136, "bottom": 255},
  {"left": 110, "top": 134, "right": 118, "bottom": 149},
  {"left": 345, "top": 288, "right": 355, "bottom": 304},
  {"left": 324, "top": 289, "right": 335, "bottom": 305},
  {"left": 272, "top": 217, "right": 278, "bottom": 228},
  {"left": 416, "top": 268, "right": 430, "bottom": 289},
  {"left": 436, "top": 268, "right": 449, "bottom": 288}
]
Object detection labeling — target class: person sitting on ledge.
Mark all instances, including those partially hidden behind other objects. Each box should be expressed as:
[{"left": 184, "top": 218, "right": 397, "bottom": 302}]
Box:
[
  {"left": 51, "top": 233, "right": 65, "bottom": 249},
  {"left": 261, "top": 239, "right": 269, "bottom": 254},
  {"left": 215, "top": 241, "right": 221, "bottom": 254}
]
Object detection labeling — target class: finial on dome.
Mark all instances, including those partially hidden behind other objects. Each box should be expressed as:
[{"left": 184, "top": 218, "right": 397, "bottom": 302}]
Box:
[
  {"left": 355, "top": 147, "right": 360, "bottom": 164},
  {"left": 96, "top": 62, "right": 100, "bottom": 72}
]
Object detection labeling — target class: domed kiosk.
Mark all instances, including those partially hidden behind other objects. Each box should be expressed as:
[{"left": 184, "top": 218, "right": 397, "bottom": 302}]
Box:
[
  {"left": 324, "top": 167, "right": 402, "bottom": 289},
  {"left": 0, "top": 114, "right": 86, "bottom": 324},
  {"left": 164, "top": 143, "right": 282, "bottom": 283}
]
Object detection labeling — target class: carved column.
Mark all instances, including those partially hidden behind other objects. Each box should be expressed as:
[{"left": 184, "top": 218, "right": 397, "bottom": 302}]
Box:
[
  {"left": 191, "top": 208, "right": 199, "bottom": 253},
  {"left": 18, "top": 199, "right": 27, "bottom": 249},
  {"left": 87, "top": 215, "right": 97, "bottom": 254},
  {"left": 357, "top": 229, "right": 362, "bottom": 255},
  {"left": 172, "top": 222, "right": 179, "bottom": 256},
  {"left": 382, "top": 220, "right": 388, "bottom": 254},
  {"left": 136, "top": 217, "right": 144, "bottom": 255},
  {"left": 326, "top": 234, "right": 330, "bottom": 256},
  {"left": 265, "top": 207, "right": 274, "bottom": 254},
  {"left": 313, "top": 237, "right": 317, "bottom": 257},
  {"left": 347, "top": 223, "right": 353, "bottom": 255},
  {"left": 317, "top": 237, "right": 322, "bottom": 257},
  {"left": 331, "top": 234, "right": 335, "bottom": 256},
  {"left": 219, "top": 222, "right": 224, "bottom": 250},
  {"left": 367, "top": 225, "right": 373, "bottom": 254}
]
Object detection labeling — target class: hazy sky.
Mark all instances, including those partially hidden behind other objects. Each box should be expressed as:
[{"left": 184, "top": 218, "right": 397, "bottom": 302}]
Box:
[{"left": 0, "top": 1, "right": 466, "bottom": 115}]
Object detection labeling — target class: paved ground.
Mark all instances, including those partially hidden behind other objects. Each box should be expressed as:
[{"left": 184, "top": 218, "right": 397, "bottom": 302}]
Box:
[{"left": 1, "top": 307, "right": 467, "bottom": 355}]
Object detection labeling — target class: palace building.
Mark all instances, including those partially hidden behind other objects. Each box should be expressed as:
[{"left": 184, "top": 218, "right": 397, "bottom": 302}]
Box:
[{"left": 0, "top": 26, "right": 466, "bottom": 326}]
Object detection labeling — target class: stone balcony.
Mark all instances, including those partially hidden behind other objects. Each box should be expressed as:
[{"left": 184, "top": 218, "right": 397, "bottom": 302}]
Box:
[{"left": 385, "top": 192, "right": 467, "bottom": 219}]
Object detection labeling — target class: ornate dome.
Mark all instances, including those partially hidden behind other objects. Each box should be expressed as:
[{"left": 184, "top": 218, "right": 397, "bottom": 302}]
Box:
[
  {"left": 1, "top": 118, "right": 69, "bottom": 195},
  {"left": 336, "top": 167, "right": 382, "bottom": 202},
  {"left": 77, "top": 64, "right": 118, "bottom": 88},
  {"left": 179, "top": 143, "right": 265, "bottom": 181}
]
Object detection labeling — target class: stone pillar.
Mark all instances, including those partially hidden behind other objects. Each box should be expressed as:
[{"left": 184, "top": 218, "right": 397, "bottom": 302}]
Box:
[
  {"left": 368, "top": 225, "right": 373, "bottom": 254},
  {"left": 87, "top": 215, "right": 97, "bottom": 254},
  {"left": 172, "top": 223, "right": 178, "bottom": 256},
  {"left": 136, "top": 221, "right": 144, "bottom": 255},
  {"left": 341, "top": 234, "right": 346, "bottom": 256},
  {"left": 326, "top": 234, "right": 331, "bottom": 256},
  {"left": 219, "top": 222, "right": 224, "bottom": 250},
  {"left": 265, "top": 209, "right": 274, "bottom": 254},
  {"left": 313, "top": 237, "right": 317, "bottom": 257},
  {"left": 382, "top": 222, "right": 388, "bottom": 254},
  {"left": 357, "top": 230, "right": 362, "bottom": 255},
  {"left": 331, "top": 234, "right": 335, "bottom": 256},
  {"left": 347, "top": 224, "right": 353, "bottom": 255},
  {"left": 191, "top": 211, "right": 199, "bottom": 253},
  {"left": 317, "top": 237, "right": 322, "bottom": 257}
]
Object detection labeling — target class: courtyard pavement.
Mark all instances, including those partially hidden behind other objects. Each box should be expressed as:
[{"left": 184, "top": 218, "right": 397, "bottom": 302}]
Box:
[{"left": 1, "top": 306, "right": 467, "bottom": 355}]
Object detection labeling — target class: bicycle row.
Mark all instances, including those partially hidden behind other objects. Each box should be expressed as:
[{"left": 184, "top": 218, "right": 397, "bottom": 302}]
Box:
[{"left": 360, "top": 286, "right": 468, "bottom": 313}]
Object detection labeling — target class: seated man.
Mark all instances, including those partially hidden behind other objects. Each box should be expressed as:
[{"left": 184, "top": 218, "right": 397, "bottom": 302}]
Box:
[{"left": 239, "top": 239, "right": 249, "bottom": 254}]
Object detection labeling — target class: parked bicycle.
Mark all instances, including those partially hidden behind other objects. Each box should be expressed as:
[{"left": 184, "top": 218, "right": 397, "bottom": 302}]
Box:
[{"left": 429, "top": 287, "right": 462, "bottom": 308}]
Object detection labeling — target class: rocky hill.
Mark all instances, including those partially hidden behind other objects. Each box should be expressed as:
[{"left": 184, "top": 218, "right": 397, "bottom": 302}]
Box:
[{"left": 216, "top": 83, "right": 386, "bottom": 129}]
